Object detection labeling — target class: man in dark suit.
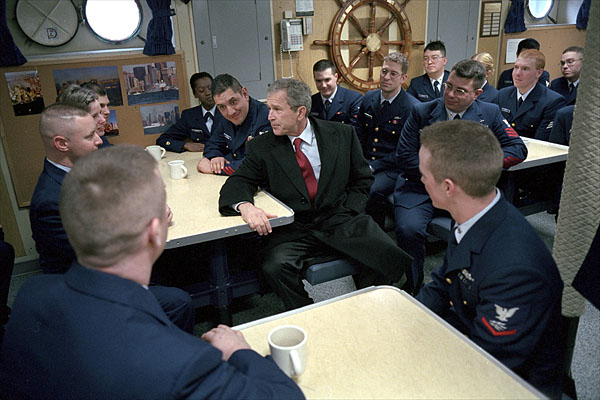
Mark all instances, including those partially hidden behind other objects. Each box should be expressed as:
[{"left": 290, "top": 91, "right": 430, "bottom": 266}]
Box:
[
  {"left": 310, "top": 59, "right": 362, "bottom": 127},
  {"left": 497, "top": 38, "right": 550, "bottom": 90},
  {"left": 219, "top": 79, "right": 411, "bottom": 310},
  {"left": 1, "top": 145, "right": 303, "bottom": 399},
  {"left": 197, "top": 74, "right": 271, "bottom": 176},
  {"left": 407, "top": 40, "right": 450, "bottom": 102},
  {"left": 393, "top": 59, "right": 527, "bottom": 293},
  {"left": 550, "top": 46, "right": 584, "bottom": 106},
  {"left": 357, "top": 52, "right": 419, "bottom": 227},
  {"left": 416, "top": 120, "right": 563, "bottom": 398},
  {"left": 495, "top": 49, "right": 567, "bottom": 141},
  {"left": 157, "top": 72, "right": 225, "bottom": 152},
  {"left": 30, "top": 104, "right": 194, "bottom": 333}
]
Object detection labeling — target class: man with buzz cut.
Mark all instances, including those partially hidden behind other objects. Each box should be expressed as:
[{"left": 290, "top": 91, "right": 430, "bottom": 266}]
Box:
[
  {"left": 416, "top": 120, "right": 563, "bottom": 398},
  {"left": 550, "top": 46, "right": 584, "bottom": 105},
  {"left": 1, "top": 145, "right": 304, "bottom": 399},
  {"left": 497, "top": 38, "right": 550, "bottom": 90},
  {"left": 393, "top": 59, "right": 527, "bottom": 294},
  {"left": 407, "top": 40, "right": 450, "bottom": 102},
  {"left": 197, "top": 73, "right": 270, "bottom": 176},
  {"left": 310, "top": 59, "right": 362, "bottom": 127},
  {"left": 157, "top": 72, "right": 226, "bottom": 152}
]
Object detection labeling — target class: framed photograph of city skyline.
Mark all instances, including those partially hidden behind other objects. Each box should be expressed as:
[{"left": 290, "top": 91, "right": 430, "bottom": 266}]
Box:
[
  {"left": 139, "top": 102, "right": 180, "bottom": 135},
  {"left": 122, "top": 61, "right": 179, "bottom": 106},
  {"left": 53, "top": 66, "right": 123, "bottom": 106},
  {"left": 5, "top": 70, "right": 45, "bottom": 116}
]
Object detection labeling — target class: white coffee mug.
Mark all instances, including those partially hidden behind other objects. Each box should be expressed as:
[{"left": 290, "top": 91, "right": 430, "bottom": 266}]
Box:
[
  {"left": 268, "top": 325, "right": 307, "bottom": 377},
  {"left": 168, "top": 160, "right": 188, "bottom": 180},
  {"left": 146, "top": 145, "right": 166, "bottom": 162}
]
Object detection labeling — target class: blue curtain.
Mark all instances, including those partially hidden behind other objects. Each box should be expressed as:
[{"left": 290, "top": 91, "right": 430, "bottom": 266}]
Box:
[
  {"left": 143, "top": 0, "right": 175, "bottom": 56},
  {"left": 504, "top": 0, "right": 527, "bottom": 34},
  {"left": 0, "top": 0, "right": 27, "bottom": 67},
  {"left": 576, "top": 0, "right": 590, "bottom": 29}
]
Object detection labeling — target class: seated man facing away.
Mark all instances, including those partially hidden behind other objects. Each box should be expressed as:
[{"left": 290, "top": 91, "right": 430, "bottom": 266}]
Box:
[
  {"left": 415, "top": 120, "right": 563, "bottom": 398},
  {"left": 0, "top": 145, "right": 304, "bottom": 400},
  {"left": 550, "top": 46, "right": 584, "bottom": 106},
  {"left": 81, "top": 81, "right": 114, "bottom": 148},
  {"left": 219, "top": 78, "right": 412, "bottom": 310},
  {"left": 197, "top": 74, "right": 271, "bottom": 176},
  {"left": 310, "top": 59, "right": 362, "bottom": 127},
  {"left": 157, "top": 72, "right": 225, "bottom": 152},
  {"left": 29, "top": 103, "right": 194, "bottom": 333}
]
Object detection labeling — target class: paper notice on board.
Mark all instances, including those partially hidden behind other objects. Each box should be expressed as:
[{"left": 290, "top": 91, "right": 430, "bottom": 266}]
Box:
[
  {"left": 296, "top": 0, "right": 314, "bottom": 16},
  {"left": 506, "top": 39, "right": 526, "bottom": 63}
]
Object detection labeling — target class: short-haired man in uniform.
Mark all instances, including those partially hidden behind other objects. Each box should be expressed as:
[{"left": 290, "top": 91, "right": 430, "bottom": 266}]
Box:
[
  {"left": 157, "top": 72, "right": 225, "bottom": 152},
  {"left": 496, "top": 38, "right": 550, "bottom": 89},
  {"left": 219, "top": 79, "right": 412, "bottom": 310},
  {"left": 81, "top": 81, "right": 114, "bottom": 147},
  {"left": 550, "top": 46, "right": 584, "bottom": 105},
  {"left": 357, "top": 52, "right": 419, "bottom": 227},
  {"left": 393, "top": 59, "right": 527, "bottom": 294},
  {"left": 495, "top": 49, "right": 567, "bottom": 141},
  {"left": 416, "top": 120, "right": 563, "bottom": 398},
  {"left": 407, "top": 40, "right": 449, "bottom": 102},
  {"left": 310, "top": 59, "right": 362, "bottom": 127},
  {"left": 1, "top": 145, "right": 304, "bottom": 399},
  {"left": 197, "top": 74, "right": 270, "bottom": 176}
]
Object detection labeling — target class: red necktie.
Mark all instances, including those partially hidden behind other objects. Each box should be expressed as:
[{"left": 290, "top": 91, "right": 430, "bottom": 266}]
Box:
[{"left": 294, "top": 138, "right": 318, "bottom": 202}]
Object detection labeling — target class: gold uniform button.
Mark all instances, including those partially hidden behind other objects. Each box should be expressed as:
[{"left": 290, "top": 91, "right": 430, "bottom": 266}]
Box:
[
  {"left": 372, "top": 148, "right": 377, "bottom": 152},
  {"left": 374, "top": 138, "right": 379, "bottom": 143},
  {"left": 445, "top": 277, "right": 452, "bottom": 284},
  {"left": 371, "top": 156, "right": 376, "bottom": 160},
  {"left": 392, "top": 130, "right": 396, "bottom": 135},
  {"left": 449, "top": 300, "right": 454, "bottom": 307},
  {"left": 375, "top": 127, "right": 379, "bottom": 132},
  {"left": 463, "top": 300, "right": 468, "bottom": 305},
  {"left": 166, "top": 141, "right": 171, "bottom": 145},
  {"left": 511, "top": 123, "right": 516, "bottom": 127},
  {"left": 530, "top": 124, "right": 534, "bottom": 128},
  {"left": 366, "top": 123, "right": 369, "bottom": 127},
  {"left": 196, "top": 138, "right": 200, "bottom": 141},
  {"left": 233, "top": 153, "right": 237, "bottom": 158}
]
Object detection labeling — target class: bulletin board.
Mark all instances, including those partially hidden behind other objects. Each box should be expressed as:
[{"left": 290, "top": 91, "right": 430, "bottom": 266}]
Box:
[{"left": 0, "top": 52, "right": 189, "bottom": 207}]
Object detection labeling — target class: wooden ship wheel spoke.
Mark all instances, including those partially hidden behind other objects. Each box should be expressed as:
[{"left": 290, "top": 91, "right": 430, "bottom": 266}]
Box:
[{"left": 314, "top": 0, "right": 423, "bottom": 92}]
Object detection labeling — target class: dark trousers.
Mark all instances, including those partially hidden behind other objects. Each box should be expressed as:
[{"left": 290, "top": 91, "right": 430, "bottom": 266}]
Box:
[
  {"left": 366, "top": 170, "right": 400, "bottom": 228},
  {"left": 149, "top": 285, "right": 195, "bottom": 334}
]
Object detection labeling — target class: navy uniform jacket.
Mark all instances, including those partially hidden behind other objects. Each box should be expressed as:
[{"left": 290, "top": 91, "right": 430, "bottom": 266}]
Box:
[
  {"left": 99, "top": 136, "right": 113, "bottom": 148},
  {"left": 550, "top": 76, "right": 578, "bottom": 105},
  {"left": 0, "top": 264, "right": 304, "bottom": 400},
  {"left": 549, "top": 105, "right": 574, "bottom": 145},
  {"left": 310, "top": 85, "right": 362, "bottom": 127},
  {"left": 395, "top": 98, "right": 526, "bottom": 206},
  {"left": 495, "top": 83, "right": 567, "bottom": 141},
  {"left": 417, "top": 198, "right": 563, "bottom": 397},
  {"left": 572, "top": 224, "right": 600, "bottom": 310},
  {"left": 156, "top": 105, "right": 225, "bottom": 153},
  {"left": 477, "top": 81, "right": 499, "bottom": 103},
  {"left": 406, "top": 71, "right": 449, "bottom": 103},
  {"left": 357, "top": 88, "right": 419, "bottom": 173},
  {"left": 203, "top": 97, "right": 271, "bottom": 176},
  {"left": 497, "top": 68, "right": 550, "bottom": 90},
  {"left": 30, "top": 160, "right": 73, "bottom": 274}
]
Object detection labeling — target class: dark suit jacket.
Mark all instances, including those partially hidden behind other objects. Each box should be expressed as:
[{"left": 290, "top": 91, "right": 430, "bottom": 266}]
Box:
[
  {"left": 477, "top": 81, "right": 499, "bottom": 103},
  {"left": 407, "top": 71, "right": 449, "bottom": 102},
  {"left": 357, "top": 88, "right": 419, "bottom": 172},
  {"left": 219, "top": 117, "right": 407, "bottom": 282},
  {"left": 0, "top": 263, "right": 304, "bottom": 399},
  {"left": 497, "top": 68, "right": 550, "bottom": 89},
  {"left": 156, "top": 105, "right": 225, "bottom": 152},
  {"left": 495, "top": 83, "right": 567, "bottom": 141},
  {"left": 417, "top": 198, "right": 563, "bottom": 397},
  {"left": 550, "top": 76, "right": 578, "bottom": 105},
  {"left": 572, "top": 224, "right": 600, "bottom": 310},
  {"left": 549, "top": 105, "right": 574, "bottom": 145},
  {"left": 204, "top": 97, "right": 271, "bottom": 175},
  {"left": 29, "top": 160, "right": 73, "bottom": 274},
  {"left": 310, "top": 85, "right": 362, "bottom": 127}
]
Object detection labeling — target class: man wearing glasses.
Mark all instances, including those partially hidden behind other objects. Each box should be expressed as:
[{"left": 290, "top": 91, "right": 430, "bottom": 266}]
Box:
[
  {"left": 407, "top": 41, "right": 449, "bottom": 102},
  {"left": 391, "top": 59, "right": 527, "bottom": 294},
  {"left": 550, "top": 46, "right": 584, "bottom": 105}
]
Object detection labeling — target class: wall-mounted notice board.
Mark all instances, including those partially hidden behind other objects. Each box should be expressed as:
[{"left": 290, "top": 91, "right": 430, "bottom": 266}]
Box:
[{"left": 0, "top": 52, "right": 189, "bottom": 207}]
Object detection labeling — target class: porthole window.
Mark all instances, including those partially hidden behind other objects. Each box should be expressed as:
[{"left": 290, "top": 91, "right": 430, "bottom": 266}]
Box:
[
  {"left": 84, "top": 0, "right": 142, "bottom": 44},
  {"left": 526, "top": 0, "right": 554, "bottom": 20}
]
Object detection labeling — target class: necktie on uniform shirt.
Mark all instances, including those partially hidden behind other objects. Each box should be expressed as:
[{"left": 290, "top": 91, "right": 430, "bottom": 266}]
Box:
[
  {"left": 569, "top": 83, "right": 575, "bottom": 93},
  {"left": 453, "top": 114, "right": 461, "bottom": 120},
  {"left": 293, "top": 138, "right": 318, "bottom": 202},
  {"left": 517, "top": 97, "right": 524, "bottom": 110},
  {"left": 380, "top": 100, "right": 390, "bottom": 115},
  {"left": 324, "top": 99, "right": 331, "bottom": 116},
  {"left": 204, "top": 112, "right": 213, "bottom": 132},
  {"left": 433, "top": 81, "right": 440, "bottom": 97}
]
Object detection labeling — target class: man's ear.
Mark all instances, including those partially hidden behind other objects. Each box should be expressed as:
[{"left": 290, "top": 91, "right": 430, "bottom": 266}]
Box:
[
  {"left": 297, "top": 105, "right": 307, "bottom": 120},
  {"left": 443, "top": 178, "right": 456, "bottom": 197},
  {"left": 53, "top": 135, "right": 69, "bottom": 152},
  {"left": 147, "top": 217, "right": 163, "bottom": 249}
]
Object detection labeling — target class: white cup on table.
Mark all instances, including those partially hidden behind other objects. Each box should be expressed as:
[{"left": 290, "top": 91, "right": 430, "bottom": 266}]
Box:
[
  {"left": 168, "top": 160, "right": 188, "bottom": 180},
  {"left": 145, "top": 145, "right": 166, "bottom": 162},
  {"left": 268, "top": 325, "right": 307, "bottom": 378}
]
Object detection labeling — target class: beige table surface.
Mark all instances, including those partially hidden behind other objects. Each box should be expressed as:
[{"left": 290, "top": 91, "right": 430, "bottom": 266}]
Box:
[
  {"left": 158, "top": 151, "right": 293, "bottom": 248},
  {"left": 510, "top": 137, "right": 569, "bottom": 171},
  {"left": 236, "top": 287, "right": 541, "bottom": 399}
]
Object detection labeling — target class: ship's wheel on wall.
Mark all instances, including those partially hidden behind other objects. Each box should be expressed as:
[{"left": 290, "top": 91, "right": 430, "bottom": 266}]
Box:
[{"left": 314, "top": 0, "right": 424, "bottom": 92}]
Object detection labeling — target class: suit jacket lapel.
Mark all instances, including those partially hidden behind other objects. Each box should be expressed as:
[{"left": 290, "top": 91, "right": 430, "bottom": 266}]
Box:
[
  {"left": 271, "top": 134, "right": 310, "bottom": 199},
  {"left": 329, "top": 94, "right": 344, "bottom": 120},
  {"left": 429, "top": 99, "right": 448, "bottom": 125},
  {"left": 312, "top": 118, "right": 338, "bottom": 204}
]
